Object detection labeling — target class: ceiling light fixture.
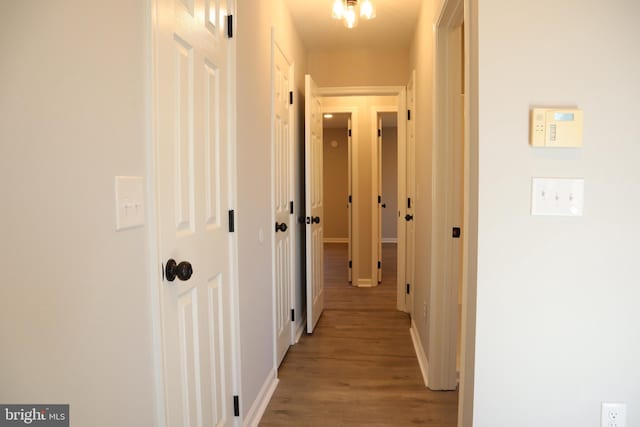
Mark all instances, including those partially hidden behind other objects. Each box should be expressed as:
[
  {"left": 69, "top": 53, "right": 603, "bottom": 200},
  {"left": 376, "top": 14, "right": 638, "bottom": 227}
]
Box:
[
  {"left": 324, "top": 114, "right": 334, "bottom": 119},
  {"left": 332, "top": 0, "right": 376, "bottom": 29}
]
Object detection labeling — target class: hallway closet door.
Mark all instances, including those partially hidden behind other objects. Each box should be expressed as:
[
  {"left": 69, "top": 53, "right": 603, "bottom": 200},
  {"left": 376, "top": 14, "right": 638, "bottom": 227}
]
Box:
[
  {"left": 305, "top": 75, "right": 325, "bottom": 333},
  {"left": 273, "top": 41, "right": 293, "bottom": 366},
  {"left": 154, "top": 0, "right": 236, "bottom": 425}
]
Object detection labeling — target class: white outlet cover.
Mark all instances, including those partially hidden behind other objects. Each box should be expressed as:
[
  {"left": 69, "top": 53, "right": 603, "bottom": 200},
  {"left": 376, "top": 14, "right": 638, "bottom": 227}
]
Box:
[
  {"left": 601, "top": 402, "right": 627, "bottom": 427},
  {"left": 531, "top": 177, "right": 584, "bottom": 216}
]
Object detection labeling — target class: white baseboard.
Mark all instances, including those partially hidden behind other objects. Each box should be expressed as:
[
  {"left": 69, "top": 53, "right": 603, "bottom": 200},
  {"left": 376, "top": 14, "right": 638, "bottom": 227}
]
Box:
[
  {"left": 293, "top": 316, "right": 306, "bottom": 344},
  {"left": 243, "top": 369, "right": 279, "bottom": 427},
  {"left": 355, "top": 279, "right": 376, "bottom": 288},
  {"left": 382, "top": 237, "right": 398, "bottom": 243},
  {"left": 410, "top": 319, "right": 429, "bottom": 388},
  {"left": 323, "top": 237, "right": 348, "bottom": 244}
]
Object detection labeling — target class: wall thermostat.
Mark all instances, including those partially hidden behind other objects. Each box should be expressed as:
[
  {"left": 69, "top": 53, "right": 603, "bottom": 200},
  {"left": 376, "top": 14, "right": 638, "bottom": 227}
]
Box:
[{"left": 530, "top": 108, "right": 583, "bottom": 147}]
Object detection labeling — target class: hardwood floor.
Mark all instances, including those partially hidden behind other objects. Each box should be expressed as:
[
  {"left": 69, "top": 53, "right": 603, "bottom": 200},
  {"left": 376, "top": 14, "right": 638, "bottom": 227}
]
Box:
[{"left": 260, "top": 243, "right": 458, "bottom": 426}]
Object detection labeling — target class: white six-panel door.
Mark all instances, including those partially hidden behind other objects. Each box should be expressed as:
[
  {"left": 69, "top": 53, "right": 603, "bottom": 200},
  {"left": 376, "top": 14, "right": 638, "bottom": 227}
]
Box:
[
  {"left": 305, "top": 75, "right": 324, "bottom": 334},
  {"left": 154, "top": 0, "right": 235, "bottom": 425},
  {"left": 272, "top": 42, "right": 293, "bottom": 366},
  {"left": 405, "top": 71, "right": 416, "bottom": 314}
]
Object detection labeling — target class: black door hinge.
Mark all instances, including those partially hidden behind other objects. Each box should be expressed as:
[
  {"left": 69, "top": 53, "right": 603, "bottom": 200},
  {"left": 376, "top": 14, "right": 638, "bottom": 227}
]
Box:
[
  {"left": 378, "top": 261, "right": 381, "bottom": 269},
  {"left": 452, "top": 227, "right": 461, "bottom": 238},
  {"left": 227, "top": 15, "right": 233, "bottom": 38},
  {"left": 290, "top": 201, "right": 294, "bottom": 214},
  {"left": 348, "top": 195, "right": 352, "bottom": 203},
  {"left": 289, "top": 91, "right": 293, "bottom": 105},
  {"left": 407, "top": 197, "right": 412, "bottom": 209},
  {"left": 348, "top": 129, "right": 352, "bottom": 137},
  {"left": 228, "top": 210, "right": 235, "bottom": 233},
  {"left": 291, "top": 309, "right": 295, "bottom": 322},
  {"left": 408, "top": 110, "right": 411, "bottom": 121},
  {"left": 406, "top": 283, "right": 411, "bottom": 294},
  {"left": 378, "top": 129, "right": 382, "bottom": 137},
  {"left": 349, "top": 260, "right": 352, "bottom": 268},
  {"left": 233, "top": 395, "right": 240, "bottom": 417},
  {"left": 378, "top": 195, "right": 381, "bottom": 204}
]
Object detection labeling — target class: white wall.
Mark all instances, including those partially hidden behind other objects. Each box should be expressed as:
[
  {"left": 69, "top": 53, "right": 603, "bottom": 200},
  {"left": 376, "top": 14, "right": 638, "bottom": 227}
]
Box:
[
  {"left": 236, "top": 0, "right": 307, "bottom": 414},
  {"left": 473, "top": 0, "right": 640, "bottom": 425},
  {"left": 0, "top": 2, "right": 157, "bottom": 425}
]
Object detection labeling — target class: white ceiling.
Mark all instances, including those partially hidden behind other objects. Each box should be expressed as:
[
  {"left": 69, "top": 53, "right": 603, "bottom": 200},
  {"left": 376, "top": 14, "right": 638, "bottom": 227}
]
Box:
[{"left": 284, "top": 0, "right": 423, "bottom": 51}]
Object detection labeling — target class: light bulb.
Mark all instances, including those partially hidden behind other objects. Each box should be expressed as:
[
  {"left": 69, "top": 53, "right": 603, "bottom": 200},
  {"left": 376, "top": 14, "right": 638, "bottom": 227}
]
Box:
[
  {"left": 332, "top": 0, "right": 345, "bottom": 19},
  {"left": 343, "top": 4, "right": 358, "bottom": 28},
  {"left": 360, "top": 0, "right": 376, "bottom": 19}
]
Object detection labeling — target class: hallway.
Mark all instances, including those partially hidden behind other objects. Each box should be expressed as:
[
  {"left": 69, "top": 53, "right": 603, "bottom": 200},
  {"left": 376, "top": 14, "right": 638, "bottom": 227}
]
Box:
[{"left": 260, "top": 243, "right": 458, "bottom": 426}]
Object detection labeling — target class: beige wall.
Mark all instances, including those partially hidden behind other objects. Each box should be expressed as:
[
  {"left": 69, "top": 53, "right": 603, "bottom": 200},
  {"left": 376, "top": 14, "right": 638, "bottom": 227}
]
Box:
[
  {"left": 381, "top": 127, "right": 398, "bottom": 241},
  {"left": 408, "top": 0, "right": 437, "bottom": 366},
  {"left": 472, "top": 0, "right": 640, "bottom": 425},
  {"left": 0, "top": 2, "right": 156, "bottom": 425},
  {"left": 236, "top": 0, "right": 307, "bottom": 413},
  {"left": 308, "top": 48, "right": 410, "bottom": 87},
  {"left": 322, "top": 96, "right": 397, "bottom": 284},
  {"left": 323, "top": 128, "right": 349, "bottom": 240}
]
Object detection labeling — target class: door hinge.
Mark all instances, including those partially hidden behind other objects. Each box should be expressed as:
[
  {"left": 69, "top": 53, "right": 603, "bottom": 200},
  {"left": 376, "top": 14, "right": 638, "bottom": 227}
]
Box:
[
  {"left": 289, "top": 91, "right": 293, "bottom": 105},
  {"left": 233, "top": 395, "right": 240, "bottom": 417},
  {"left": 408, "top": 109, "right": 411, "bottom": 121},
  {"left": 348, "top": 129, "right": 352, "bottom": 137},
  {"left": 378, "top": 129, "right": 381, "bottom": 137},
  {"left": 349, "top": 260, "right": 352, "bottom": 268},
  {"left": 452, "top": 227, "right": 461, "bottom": 238},
  {"left": 228, "top": 210, "right": 235, "bottom": 233},
  {"left": 348, "top": 195, "right": 352, "bottom": 203},
  {"left": 378, "top": 261, "right": 381, "bottom": 269},
  {"left": 406, "top": 283, "right": 411, "bottom": 294},
  {"left": 378, "top": 195, "right": 381, "bottom": 204},
  {"left": 290, "top": 201, "right": 294, "bottom": 214},
  {"left": 291, "top": 309, "right": 295, "bottom": 322},
  {"left": 227, "top": 15, "right": 234, "bottom": 38},
  {"left": 407, "top": 197, "right": 412, "bottom": 209}
]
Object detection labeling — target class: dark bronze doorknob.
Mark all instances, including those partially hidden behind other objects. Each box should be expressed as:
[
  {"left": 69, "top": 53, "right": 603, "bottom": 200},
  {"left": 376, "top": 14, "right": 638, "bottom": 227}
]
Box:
[
  {"left": 275, "top": 222, "right": 288, "bottom": 232},
  {"left": 312, "top": 216, "right": 320, "bottom": 224},
  {"left": 405, "top": 214, "right": 414, "bottom": 221},
  {"left": 165, "top": 259, "right": 193, "bottom": 282}
]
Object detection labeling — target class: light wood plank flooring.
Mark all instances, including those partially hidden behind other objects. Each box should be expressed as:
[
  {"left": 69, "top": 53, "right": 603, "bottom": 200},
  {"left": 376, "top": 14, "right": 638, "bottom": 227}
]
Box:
[{"left": 260, "top": 243, "right": 458, "bottom": 426}]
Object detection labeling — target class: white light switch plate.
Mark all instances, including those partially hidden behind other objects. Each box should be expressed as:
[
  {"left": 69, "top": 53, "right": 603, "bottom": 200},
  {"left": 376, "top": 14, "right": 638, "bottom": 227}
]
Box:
[
  {"left": 531, "top": 177, "right": 584, "bottom": 216},
  {"left": 115, "top": 176, "right": 145, "bottom": 231}
]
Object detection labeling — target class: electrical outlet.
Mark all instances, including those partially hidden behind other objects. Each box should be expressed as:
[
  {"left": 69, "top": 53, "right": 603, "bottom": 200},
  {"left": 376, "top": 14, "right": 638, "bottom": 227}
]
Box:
[{"left": 602, "top": 402, "right": 626, "bottom": 427}]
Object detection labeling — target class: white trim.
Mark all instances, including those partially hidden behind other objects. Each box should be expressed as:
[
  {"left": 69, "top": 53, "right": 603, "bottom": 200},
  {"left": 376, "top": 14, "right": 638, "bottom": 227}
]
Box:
[
  {"left": 382, "top": 238, "right": 398, "bottom": 244},
  {"left": 324, "top": 237, "right": 348, "bottom": 244},
  {"left": 293, "top": 315, "right": 307, "bottom": 344},
  {"left": 355, "top": 278, "right": 375, "bottom": 288},
  {"left": 242, "top": 369, "right": 279, "bottom": 427},
  {"left": 410, "top": 319, "right": 430, "bottom": 388}
]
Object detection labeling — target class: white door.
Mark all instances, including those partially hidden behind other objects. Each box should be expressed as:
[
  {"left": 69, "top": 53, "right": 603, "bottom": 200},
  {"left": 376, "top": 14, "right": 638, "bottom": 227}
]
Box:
[
  {"left": 347, "top": 117, "right": 353, "bottom": 283},
  {"left": 154, "top": 0, "right": 235, "bottom": 425},
  {"left": 273, "top": 42, "right": 293, "bottom": 366},
  {"left": 405, "top": 71, "right": 416, "bottom": 313},
  {"left": 377, "top": 115, "right": 383, "bottom": 284},
  {"left": 305, "top": 75, "right": 324, "bottom": 334}
]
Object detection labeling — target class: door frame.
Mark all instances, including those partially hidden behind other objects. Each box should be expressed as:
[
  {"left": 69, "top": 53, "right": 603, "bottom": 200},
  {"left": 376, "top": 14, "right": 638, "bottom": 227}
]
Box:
[
  {"left": 433, "top": 0, "right": 479, "bottom": 425},
  {"left": 317, "top": 86, "right": 407, "bottom": 309},
  {"left": 370, "top": 106, "right": 399, "bottom": 286},
  {"left": 146, "top": 0, "right": 242, "bottom": 424}
]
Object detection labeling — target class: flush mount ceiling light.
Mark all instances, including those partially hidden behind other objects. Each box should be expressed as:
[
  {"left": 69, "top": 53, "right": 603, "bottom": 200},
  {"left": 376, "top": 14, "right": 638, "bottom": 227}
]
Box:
[{"left": 332, "top": 0, "right": 376, "bottom": 29}]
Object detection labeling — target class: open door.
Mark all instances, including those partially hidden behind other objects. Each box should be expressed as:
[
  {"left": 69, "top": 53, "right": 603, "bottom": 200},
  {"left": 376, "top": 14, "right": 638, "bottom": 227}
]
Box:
[
  {"left": 404, "top": 71, "right": 416, "bottom": 313},
  {"left": 376, "top": 115, "right": 383, "bottom": 283},
  {"left": 305, "top": 75, "right": 324, "bottom": 334},
  {"left": 347, "top": 117, "right": 353, "bottom": 283}
]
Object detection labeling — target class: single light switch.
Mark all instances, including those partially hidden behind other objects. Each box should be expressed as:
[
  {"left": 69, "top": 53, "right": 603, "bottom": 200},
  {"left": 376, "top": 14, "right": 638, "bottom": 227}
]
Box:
[
  {"left": 531, "top": 177, "right": 584, "bottom": 216},
  {"left": 115, "top": 176, "right": 145, "bottom": 230}
]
